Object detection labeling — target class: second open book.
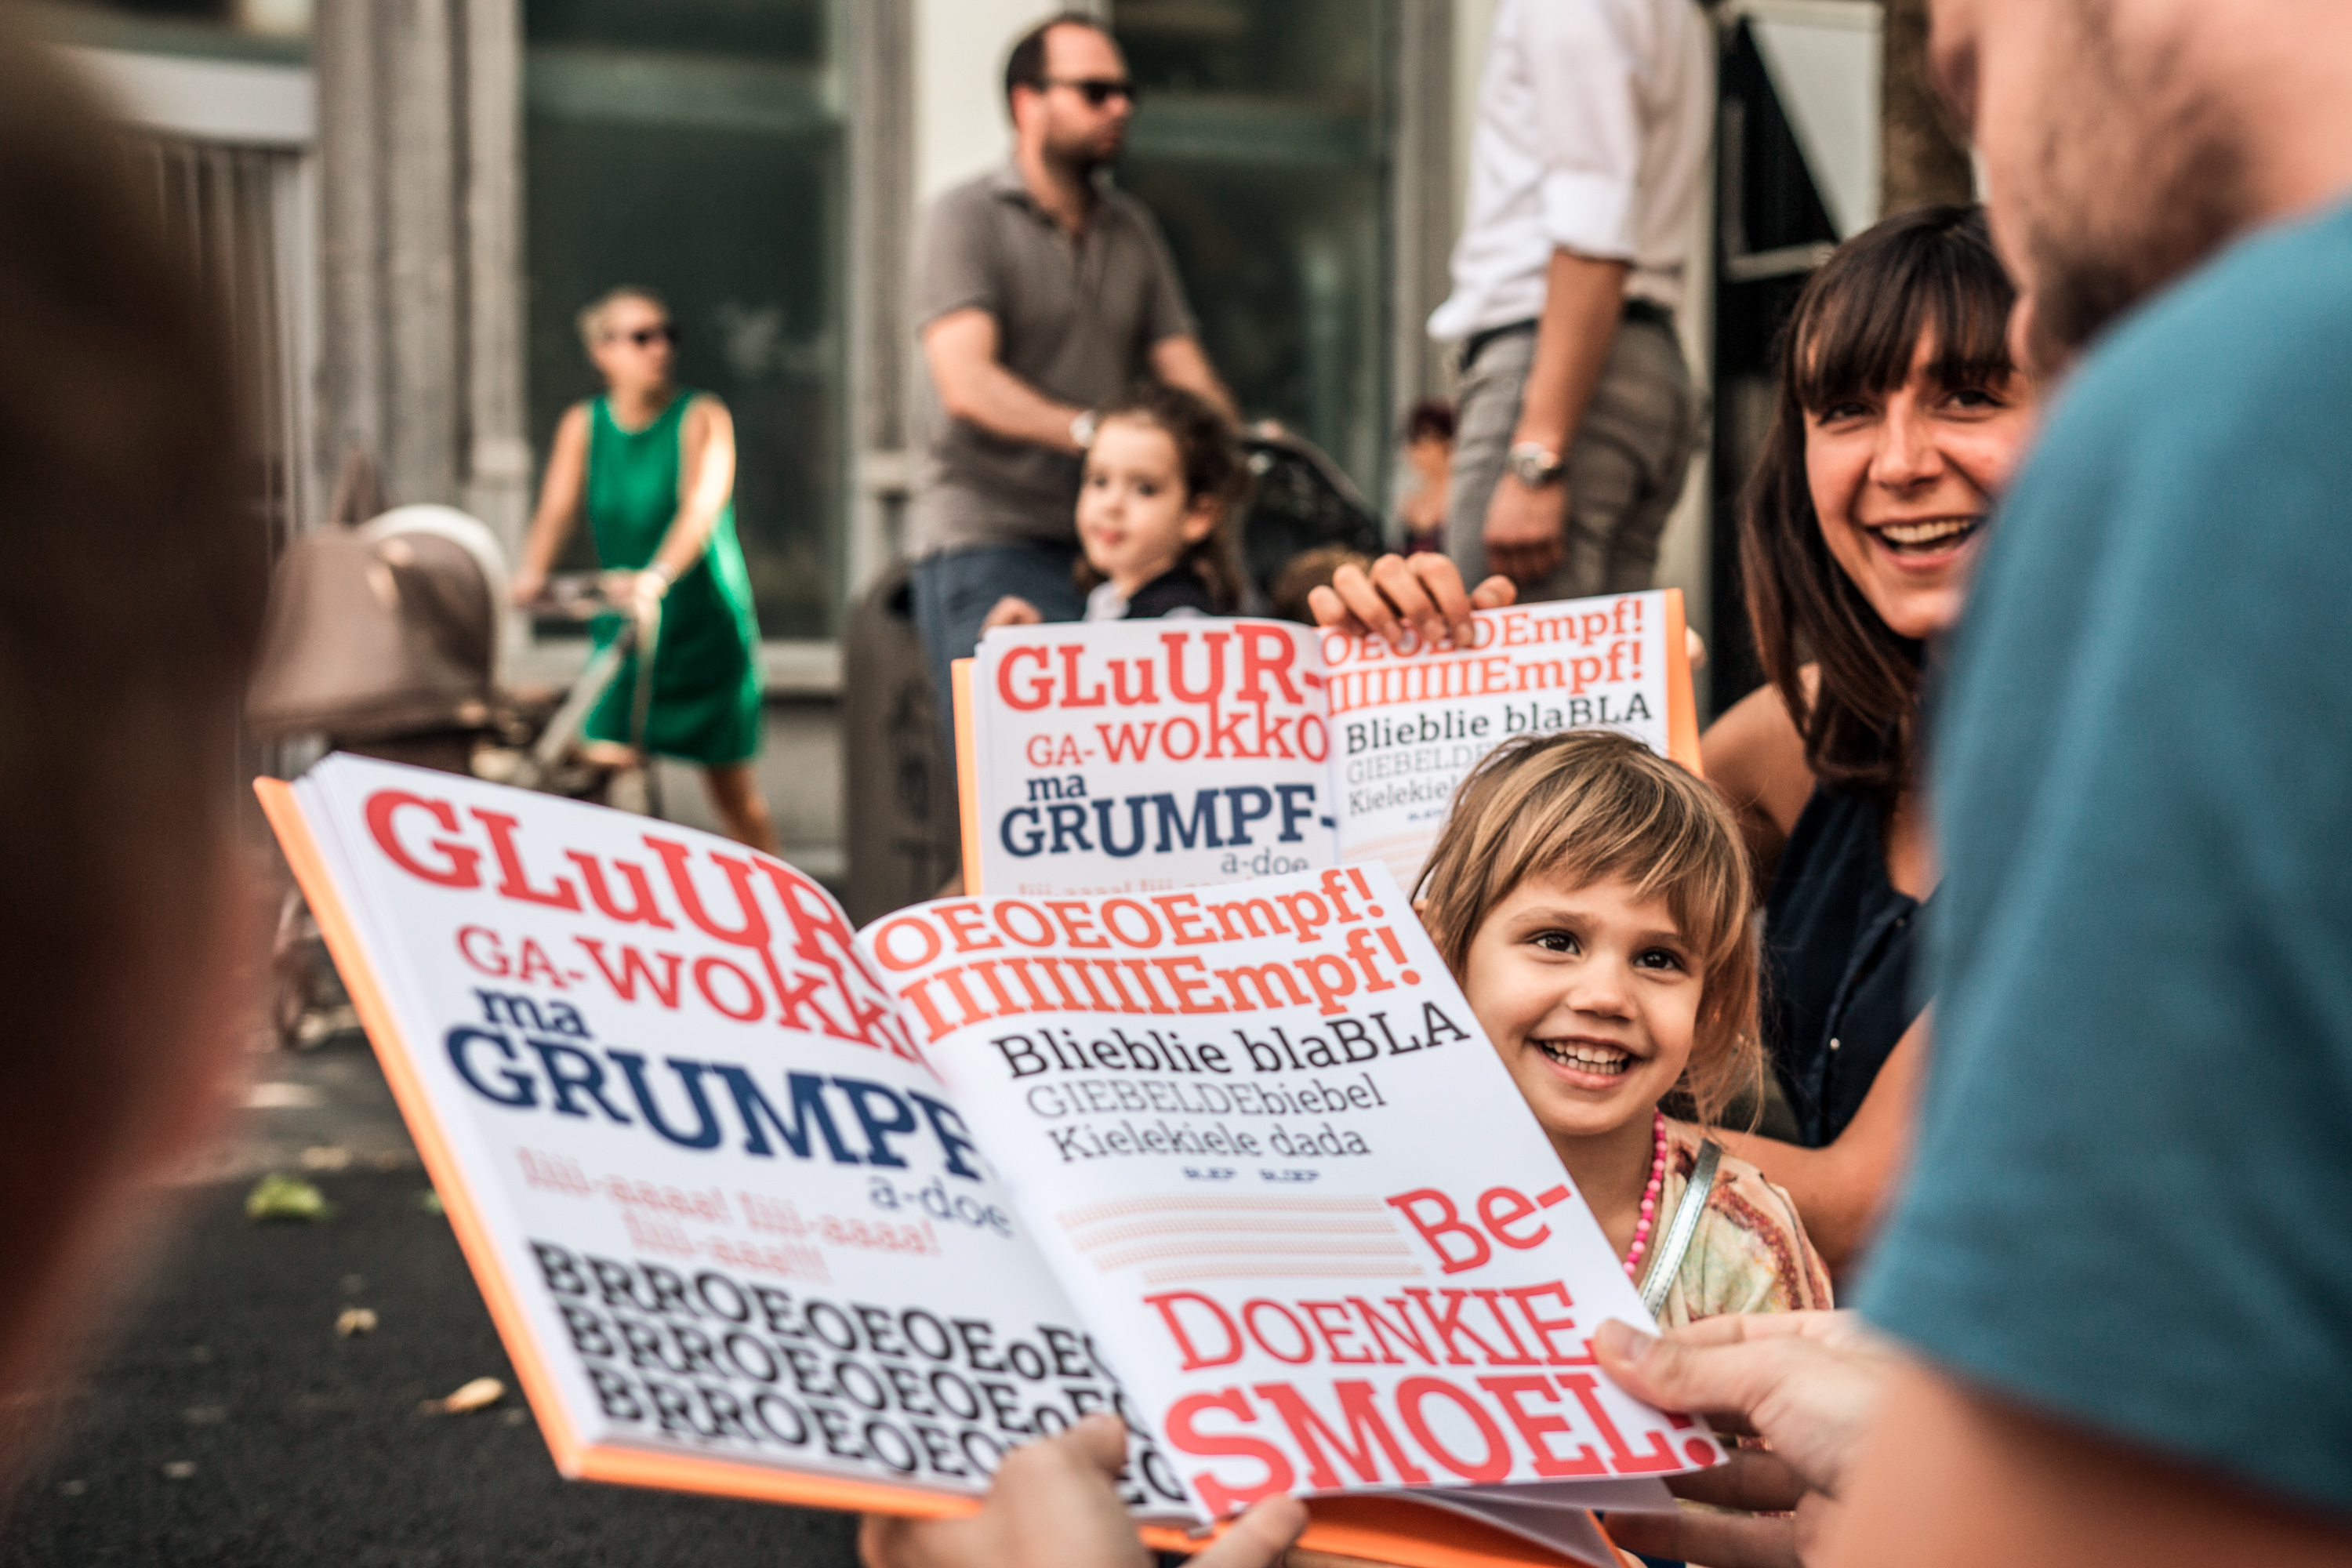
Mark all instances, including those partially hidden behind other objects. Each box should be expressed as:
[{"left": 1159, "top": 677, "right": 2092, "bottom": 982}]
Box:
[
  {"left": 263, "top": 754, "right": 1722, "bottom": 1568},
  {"left": 955, "top": 589, "right": 1699, "bottom": 898}
]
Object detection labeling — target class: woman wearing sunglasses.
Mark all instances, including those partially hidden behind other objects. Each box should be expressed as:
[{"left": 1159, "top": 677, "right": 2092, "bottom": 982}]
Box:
[{"left": 514, "top": 285, "right": 779, "bottom": 854}]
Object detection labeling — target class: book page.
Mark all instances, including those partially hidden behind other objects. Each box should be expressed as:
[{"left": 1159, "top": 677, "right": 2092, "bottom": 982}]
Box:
[
  {"left": 854, "top": 866, "right": 1722, "bottom": 1522},
  {"left": 1325, "top": 590, "right": 1699, "bottom": 893},
  {"left": 1400, "top": 1492, "right": 1624, "bottom": 1567},
  {"left": 964, "top": 619, "right": 1336, "bottom": 896},
  {"left": 264, "top": 756, "right": 1191, "bottom": 1519}
]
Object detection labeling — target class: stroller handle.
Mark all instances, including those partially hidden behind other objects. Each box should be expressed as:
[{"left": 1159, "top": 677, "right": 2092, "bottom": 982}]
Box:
[{"left": 524, "top": 569, "right": 633, "bottom": 621}]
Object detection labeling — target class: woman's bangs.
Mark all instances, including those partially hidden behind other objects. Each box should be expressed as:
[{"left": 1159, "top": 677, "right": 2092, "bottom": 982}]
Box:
[
  {"left": 1919, "top": 271, "right": 2014, "bottom": 391},
  {"left": 1791, "top": 243, "right": 2016, "bottom": 412}
]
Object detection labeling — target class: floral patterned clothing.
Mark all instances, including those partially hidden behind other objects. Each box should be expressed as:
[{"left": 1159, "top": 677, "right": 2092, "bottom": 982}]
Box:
[{"left": 1639, "top": 1118, "right": 1834, "bottom": 1327}]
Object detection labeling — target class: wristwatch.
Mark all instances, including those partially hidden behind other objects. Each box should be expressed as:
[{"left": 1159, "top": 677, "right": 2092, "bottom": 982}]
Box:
[
  {"left": 1070, "top": 410, "right": 1098, "bottom": 450},
  {"left": 1507, "top": 441, "right": 1565, "bottom": 488}
]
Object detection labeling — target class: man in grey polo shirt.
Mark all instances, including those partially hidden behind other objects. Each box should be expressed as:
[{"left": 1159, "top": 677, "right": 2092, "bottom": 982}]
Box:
[{"left": 908, "top": 11, "right": 1236, "bottom": 752}]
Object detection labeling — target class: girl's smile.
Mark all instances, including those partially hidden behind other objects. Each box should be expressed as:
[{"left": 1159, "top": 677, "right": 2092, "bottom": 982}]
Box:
[
  {"left": 1461, "top": 871, "right": 1700, "bottom": 1157},
  {"left": 1533, "top": 1033, "right": 1642, "bottom": 1081}
]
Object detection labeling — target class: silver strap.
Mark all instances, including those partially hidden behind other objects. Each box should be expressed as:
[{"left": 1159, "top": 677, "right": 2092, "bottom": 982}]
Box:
[{"left": 1639, "top": 1139, "right": 1722, "bottom": 1317}]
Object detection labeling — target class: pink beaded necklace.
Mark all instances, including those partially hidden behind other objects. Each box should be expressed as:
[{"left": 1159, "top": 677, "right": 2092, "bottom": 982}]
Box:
[{"left": 1621, "top": 1111, "right": 1671, "bottom": 1282}]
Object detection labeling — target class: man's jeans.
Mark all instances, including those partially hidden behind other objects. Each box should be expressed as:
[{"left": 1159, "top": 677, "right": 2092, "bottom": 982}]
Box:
[
  {"left": 1445, "top": 316, "right": 1704, "bottom": 599},
  {"left": 909, "top": 540, "right": 1087, "bottom": 772}
]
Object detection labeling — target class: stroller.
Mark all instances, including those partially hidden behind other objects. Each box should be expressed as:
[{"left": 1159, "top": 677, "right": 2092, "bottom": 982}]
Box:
[
  {"left": 1232, "top": 426, "right": 1386, "bottom": 607},
  {"left": 245, "top": 491, "right": 664, "bottom": 1045}
]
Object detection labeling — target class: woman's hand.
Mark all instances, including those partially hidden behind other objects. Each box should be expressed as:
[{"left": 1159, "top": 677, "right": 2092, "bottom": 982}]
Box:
[
  {"left": 509, "top": 565, "right": 546, "bottom": 609},
  {"left": 601, "top": 568, "right": 666, "bottom": 615},
  {"left": 1590, "top": 1313, "right": 1900, "bottom": 1568},
  {"left": 857, "top": 1414, "right": 1305, "bottom": 1568},
  {"left": 1306, "top": 552, "right": 1517, "bottom": 651},
  {"left": 982, "top": 595, "right": 1044, "bottom": 631}
]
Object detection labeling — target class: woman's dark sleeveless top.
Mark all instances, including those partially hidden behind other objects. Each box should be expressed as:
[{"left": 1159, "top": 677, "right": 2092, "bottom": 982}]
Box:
[{"left": 1762, "top": 786, "right": 1929, "bottom": 1147}]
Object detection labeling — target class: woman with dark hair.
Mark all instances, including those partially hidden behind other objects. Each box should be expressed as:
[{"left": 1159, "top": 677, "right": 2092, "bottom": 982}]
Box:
[
  {"left": 1312, "top": 207, "right": 2033, "bottom": 1272},
  {"left": 1698, "top": 205, "right": 2031, "bottom": 1270}
]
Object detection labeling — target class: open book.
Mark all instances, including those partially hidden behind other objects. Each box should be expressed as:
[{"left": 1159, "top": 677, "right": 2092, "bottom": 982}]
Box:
[
  {"left": 261, "top": 756, "right": 1722, "bottom": 1568},
  {"left": 954, "top": 589, "right": 1698, "bottom": 899}
]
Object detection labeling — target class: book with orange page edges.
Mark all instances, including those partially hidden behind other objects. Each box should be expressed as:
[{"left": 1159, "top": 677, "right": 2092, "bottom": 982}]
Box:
[
  {"left": 260, "top": 755, "right": 1722, "bottom": 1568},
  {"left": 949, "top": 589, "right": 1697, "bottom": 900}
]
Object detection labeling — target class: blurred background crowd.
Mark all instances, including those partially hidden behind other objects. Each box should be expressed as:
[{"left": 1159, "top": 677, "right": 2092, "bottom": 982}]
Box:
[
  {"left": 15, "top": 0, "right": 1922, "bottom": 920},
  {"left": 20, "top": 2, "right": 2350, "bottom": 1565}
]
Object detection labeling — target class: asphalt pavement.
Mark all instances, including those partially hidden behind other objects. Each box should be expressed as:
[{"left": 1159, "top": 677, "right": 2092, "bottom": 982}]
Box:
[{"left": 2, "top": 1022, "right": 864, "bottom": 1567}]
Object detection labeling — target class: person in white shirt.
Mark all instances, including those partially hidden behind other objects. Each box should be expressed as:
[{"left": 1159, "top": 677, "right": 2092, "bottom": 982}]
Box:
[{"left": 1432, "top": 0, "right": 1713, "bottom": 597}]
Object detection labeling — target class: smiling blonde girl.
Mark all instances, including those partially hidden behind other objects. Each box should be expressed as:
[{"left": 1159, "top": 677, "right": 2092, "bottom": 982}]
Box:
[{"left": 1417, "top": 731, "right": 1831, "bottom": 1326}]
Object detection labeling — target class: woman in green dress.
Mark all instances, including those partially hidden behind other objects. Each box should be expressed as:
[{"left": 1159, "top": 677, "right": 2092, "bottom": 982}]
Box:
[{"left": 512, "top": 286, "right": 778, "bottom": 853}]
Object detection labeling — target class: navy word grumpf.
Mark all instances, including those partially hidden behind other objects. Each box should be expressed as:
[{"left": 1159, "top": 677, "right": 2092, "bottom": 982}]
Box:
[{"left": 446, "top": 990, "right": 982, "bottom": 1178}]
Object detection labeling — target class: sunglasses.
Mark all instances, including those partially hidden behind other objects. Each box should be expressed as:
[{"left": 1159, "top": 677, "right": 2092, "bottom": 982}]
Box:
[
  {"left": 617, "top": 324, "right": 678, "bottom": 348},
  {"left": 1043, "top": 76, "right": 1139, "bottom": 107}
]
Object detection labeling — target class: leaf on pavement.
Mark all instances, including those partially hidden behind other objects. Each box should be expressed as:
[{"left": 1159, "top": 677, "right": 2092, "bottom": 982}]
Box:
[
  {"left": 422, "top": 1377, "right": 505, "bottom": 1415},
  {"left": 245, "top": 1172, "right": 334, "bottom": 1222}
]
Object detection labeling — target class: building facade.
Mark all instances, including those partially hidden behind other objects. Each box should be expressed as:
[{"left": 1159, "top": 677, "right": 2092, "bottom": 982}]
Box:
[{"left": 41, "top": 0, "right": 1911, "bottom": 891}]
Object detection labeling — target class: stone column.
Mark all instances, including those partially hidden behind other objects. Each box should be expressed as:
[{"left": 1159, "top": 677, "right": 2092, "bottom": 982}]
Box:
[
  {"left": 314, "top": 0, "right": 528, "bottom": 555},
  {"left": 847, "top": 0, "right": 915, "bottom": 594},
  {"left": 1879, "top": 0, "right": 1973, "bottom": 215},
  {"left": 1392, "top": 0, "right": 1456, "bottom": 416}
]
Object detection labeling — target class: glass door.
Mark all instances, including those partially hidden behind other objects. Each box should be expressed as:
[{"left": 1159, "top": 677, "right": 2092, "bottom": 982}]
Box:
[
  {"left": 524, "top": 0, "right": 848, "bottom": 640},
  {"left": 1112, "top": 0, "right": 1393, "bottom": 502}
]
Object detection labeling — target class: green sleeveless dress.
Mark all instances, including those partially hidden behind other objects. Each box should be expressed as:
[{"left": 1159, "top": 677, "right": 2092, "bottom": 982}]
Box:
[{"left": 581, "top": 390, "right": 763, "bottom": 765}]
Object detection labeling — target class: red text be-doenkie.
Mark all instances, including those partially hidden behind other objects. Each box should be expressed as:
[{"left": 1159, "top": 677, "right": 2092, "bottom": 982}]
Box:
[{"left": 1142, "top": 1210, "right": 1715, "bottom": 1511}]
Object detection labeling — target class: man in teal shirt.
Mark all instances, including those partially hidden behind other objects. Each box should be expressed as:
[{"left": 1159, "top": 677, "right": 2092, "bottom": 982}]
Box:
[{"left": 1592, "top": 2, "right": 2352, "bottom": 1565}]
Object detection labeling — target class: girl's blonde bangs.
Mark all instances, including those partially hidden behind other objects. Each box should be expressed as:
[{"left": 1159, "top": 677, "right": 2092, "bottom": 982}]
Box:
[{"left": 1415, "top": 731, "right": 1762, "bottom": 1129}]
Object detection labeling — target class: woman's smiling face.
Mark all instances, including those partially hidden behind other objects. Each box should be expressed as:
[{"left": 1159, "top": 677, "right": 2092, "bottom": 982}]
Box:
[
  {"left": 1461, "top": 870, "right": 1700, "bottom": 1150},
  {"left": 1805, "top": 331, "right": 2034, "bottom": 641}
]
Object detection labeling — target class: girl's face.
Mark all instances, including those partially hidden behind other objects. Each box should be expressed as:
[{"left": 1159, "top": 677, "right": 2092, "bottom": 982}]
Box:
[
  {"left": 1804, "top": 331, "right": 2033, "bottom": 641},
  {"left": 1460, "top": 870, "right": 1700, "bottom": 1149},
  {"left": 1078, "top": 416, "right": 1218, "bottom": 594}
]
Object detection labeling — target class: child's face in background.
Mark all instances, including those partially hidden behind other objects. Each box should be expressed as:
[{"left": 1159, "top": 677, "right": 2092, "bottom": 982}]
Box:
[
  {"left": 1461, "top": 870, "right": 1700, "bottom": 1149},
  {"left": 1078, "top": 416, "right": 1218, "bottom": 594},
  {"left": 1406, "top": 432, "right": 1452, "bottom": 481}
]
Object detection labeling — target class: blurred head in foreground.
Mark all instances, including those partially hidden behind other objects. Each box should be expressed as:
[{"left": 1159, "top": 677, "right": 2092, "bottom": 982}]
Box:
[{"left": 0, "top": 17, "right": 263, "bottom": 1487}]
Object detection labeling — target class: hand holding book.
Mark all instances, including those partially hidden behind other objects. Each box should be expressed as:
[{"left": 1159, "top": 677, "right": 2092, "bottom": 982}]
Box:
[
  {"left": 956, "top": 587, "right": 1700, "bottom": 898},
  {"left": 260, "top": 757, "right": 1723, "bottom": 1567},
  {"left": 859, "top": 1414, "right": 1308, "bottom": 1568},
  {"left": 1306, "top": 551, "right": 1518, "bottom": 652}
]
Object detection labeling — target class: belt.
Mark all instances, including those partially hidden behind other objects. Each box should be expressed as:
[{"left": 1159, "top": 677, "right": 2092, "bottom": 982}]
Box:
[{"left": 1460, "top": 297, "right": 1676, "bottom": 368}]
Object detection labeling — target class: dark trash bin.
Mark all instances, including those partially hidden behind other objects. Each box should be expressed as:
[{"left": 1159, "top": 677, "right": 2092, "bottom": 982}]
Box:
[{"left": 842, "top": 561, "right": 961, "bottom": 927}]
